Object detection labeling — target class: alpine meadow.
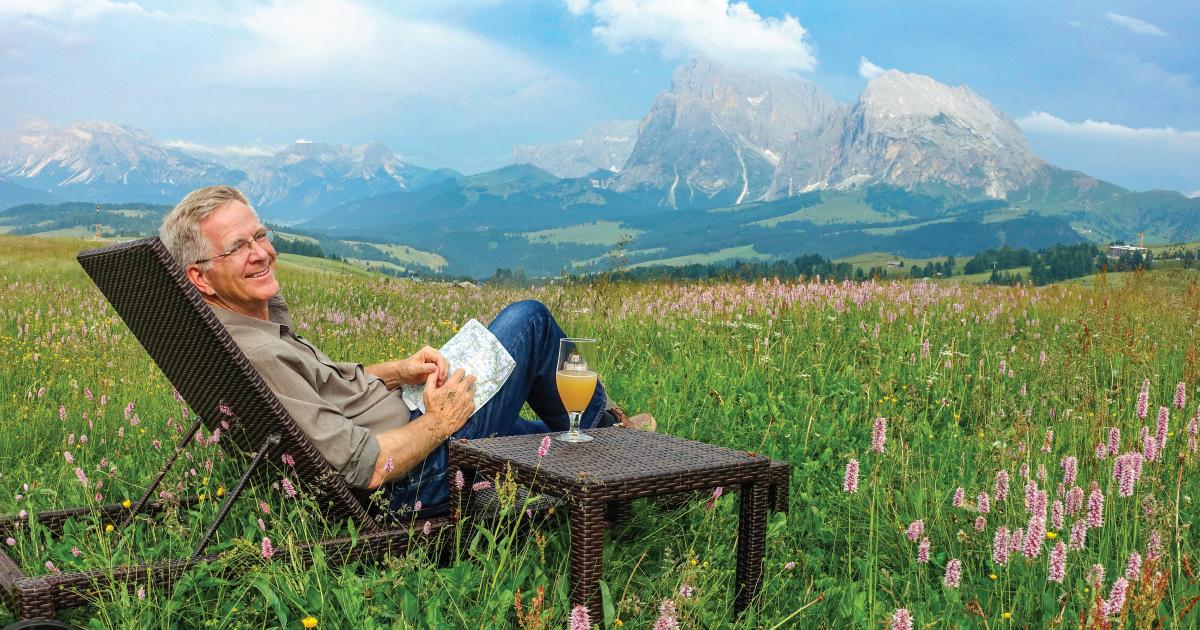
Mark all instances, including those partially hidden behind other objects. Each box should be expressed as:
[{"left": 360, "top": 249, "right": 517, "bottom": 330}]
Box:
[{"left": 1, "top": 235, "right": 1197, "bottom": 628}]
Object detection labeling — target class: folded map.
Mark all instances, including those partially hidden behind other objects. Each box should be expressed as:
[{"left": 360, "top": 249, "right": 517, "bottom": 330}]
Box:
[{"left": 401, "top": 319, "right": 516, "bottom": 414}]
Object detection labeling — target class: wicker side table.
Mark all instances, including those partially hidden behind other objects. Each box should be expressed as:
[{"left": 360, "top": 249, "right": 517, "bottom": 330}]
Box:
[{"left": 448, "top": 427, "right": 771, "bottom": 621}]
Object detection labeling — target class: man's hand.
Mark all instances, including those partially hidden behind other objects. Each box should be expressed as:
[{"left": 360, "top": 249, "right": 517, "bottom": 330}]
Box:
[
  {"left": 421, "top": 368, "right": 476, "bottom": 441},
  {"left": 366, "top": 345, "right": 449, "bottom": 389}
]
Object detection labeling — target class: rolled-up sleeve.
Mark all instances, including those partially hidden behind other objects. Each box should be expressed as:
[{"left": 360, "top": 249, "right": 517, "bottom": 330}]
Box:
[{"left": 249, "top": 346, "right": 381, "bottom": 488}]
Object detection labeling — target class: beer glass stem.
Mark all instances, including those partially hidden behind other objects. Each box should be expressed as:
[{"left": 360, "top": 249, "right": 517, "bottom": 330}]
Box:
[{"left": 567, "top": 411, "right": 582, "bottom": 437}]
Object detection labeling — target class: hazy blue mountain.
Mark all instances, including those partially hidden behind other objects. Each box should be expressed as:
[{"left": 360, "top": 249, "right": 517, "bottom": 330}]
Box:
[
  {"left": 0, "top": 176, "right": 60, "bottom": 210},
  {"left": 0, "top": 119, "right": 245, "bottom": 204},
  {"left": 512, "top": 120, "right": 639, "bottom": 178}
]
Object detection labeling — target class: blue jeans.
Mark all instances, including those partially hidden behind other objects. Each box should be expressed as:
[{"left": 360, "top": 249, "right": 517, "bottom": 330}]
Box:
[{"left": 384, "top": 300, "right": 611, "bottom": 516}]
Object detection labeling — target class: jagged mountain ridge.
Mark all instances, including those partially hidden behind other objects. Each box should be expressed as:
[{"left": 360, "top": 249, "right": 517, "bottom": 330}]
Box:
[
  {"left": 0, "top": 120, "right": 453, "bottom": 221},
  {"left": 556, "top": 62, "right": 1046, "bottom": 206},
  {"left": 511, "top": 120, "right": 639, "bottom": 179}
]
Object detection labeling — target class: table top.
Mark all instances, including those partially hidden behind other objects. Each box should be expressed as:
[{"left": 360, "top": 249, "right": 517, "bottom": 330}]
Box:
[{"left": 449, "top": 428, "right": 770, "bottom": 501}]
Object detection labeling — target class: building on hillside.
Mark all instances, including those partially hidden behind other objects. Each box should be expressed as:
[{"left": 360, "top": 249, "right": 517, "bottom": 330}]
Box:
[{"left": 1107, "top": 245, "right": 1149, "bottom": 259}]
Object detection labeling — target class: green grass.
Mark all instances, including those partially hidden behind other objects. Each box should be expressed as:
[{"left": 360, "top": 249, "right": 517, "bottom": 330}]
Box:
[
  {"left": 518, "top": 221, "right": 641, "bottom": 246},
  {"left": 345, "top": 241, "right": 447, "bottom": 271},
  {"left": 630, "top": 245, "right": 772, "bottom": 268},
  {"left": 1, "top": 234, "right": 1198, "bottom": 628},
  {"left": 751, "top": 191, "right": 889, "bottom": 227}
]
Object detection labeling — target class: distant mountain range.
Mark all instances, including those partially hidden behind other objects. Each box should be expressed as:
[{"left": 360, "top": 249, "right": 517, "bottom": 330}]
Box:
[{"left": 3, "top": 60, "right": 1198, "bottom": 277}]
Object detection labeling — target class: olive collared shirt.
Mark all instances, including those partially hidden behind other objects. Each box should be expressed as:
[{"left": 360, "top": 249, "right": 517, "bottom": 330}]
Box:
[{"left": 211, "top": 297, "right": 412, "bottom": 488}]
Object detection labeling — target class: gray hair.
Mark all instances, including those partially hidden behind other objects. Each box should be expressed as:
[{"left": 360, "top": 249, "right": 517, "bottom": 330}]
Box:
[{"left": 159, "top": 186, "right": 254, "bottom": 269}]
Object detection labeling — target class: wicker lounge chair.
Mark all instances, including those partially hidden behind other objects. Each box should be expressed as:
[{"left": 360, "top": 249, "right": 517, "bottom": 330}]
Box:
[
  {"left": 0, "top": 237, "right": 457, "bottom": 621},
  {"left": 0, "top": 236, "right": 792, "bottom": 623}
]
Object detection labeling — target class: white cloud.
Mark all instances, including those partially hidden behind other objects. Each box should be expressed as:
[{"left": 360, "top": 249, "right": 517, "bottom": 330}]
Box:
[
  {"left": 570, "top": 0, "right": 817, "bottom": 75},
  {"left": 858, "top": 56, "right": 884, "bottom": 79},
  {"left": 1017, "top": 111, "right": 1200, "bottom": 150},
  {"left": 163, "top": 139, "right": 278, "bottom": 158},
  {"left": 1189, "top": 190, "right": 1200, "bottom": 199},
  {"left": 1105, "top": 12, "right": 1166, "bottom": 37},
  {"left": 0, "top": 0, "right": 151, "bottom": 21},
  {"left": 224, "top": 0, "right": 574, "bottom": 105}
]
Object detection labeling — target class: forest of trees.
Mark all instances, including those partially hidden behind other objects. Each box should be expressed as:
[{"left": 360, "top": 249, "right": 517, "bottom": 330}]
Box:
[
  {"left": 909, "top": 256, "right": 956, "bottom": 279},
  {"left": 962, "top": 246, "right": 1034, "bottom": 274}
]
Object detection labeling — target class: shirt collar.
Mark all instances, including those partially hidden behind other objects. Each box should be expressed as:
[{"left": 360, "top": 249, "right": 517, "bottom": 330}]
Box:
[{"left": 210, "top": 294, "right": 293, "bottom": 337}]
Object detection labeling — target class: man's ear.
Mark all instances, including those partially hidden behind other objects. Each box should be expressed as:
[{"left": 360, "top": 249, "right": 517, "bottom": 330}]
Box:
[{"left": 186, "top": 265, "right": 216, "bottom": 297}]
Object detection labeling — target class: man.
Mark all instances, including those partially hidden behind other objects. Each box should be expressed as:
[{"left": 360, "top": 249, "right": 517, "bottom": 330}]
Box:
[{"left": 159, "top": 186, "right": 649, "bottom": 515}]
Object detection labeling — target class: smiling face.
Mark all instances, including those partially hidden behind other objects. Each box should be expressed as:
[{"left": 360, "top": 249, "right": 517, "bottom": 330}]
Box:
[{"left": 187, "top": 200, "right": 278, "bottom": 320}]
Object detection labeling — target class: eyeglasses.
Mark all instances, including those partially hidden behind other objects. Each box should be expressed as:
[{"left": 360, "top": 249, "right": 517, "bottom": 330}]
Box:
[{"left": 195, "top": 227, "right": 273, "bottom": 265}]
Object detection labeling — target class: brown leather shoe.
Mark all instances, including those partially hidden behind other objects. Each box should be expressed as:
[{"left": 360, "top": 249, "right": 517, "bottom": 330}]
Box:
[{"left": 608, "top": 404, "right": 657, "bottom": 432}]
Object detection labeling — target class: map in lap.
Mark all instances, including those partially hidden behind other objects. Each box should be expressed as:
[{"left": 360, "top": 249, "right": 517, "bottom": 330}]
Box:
[{"left": 401, "top": 319, "right": 516, "bottom": 414}]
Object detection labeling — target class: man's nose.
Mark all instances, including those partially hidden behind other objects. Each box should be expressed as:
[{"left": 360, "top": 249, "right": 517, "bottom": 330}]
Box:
[{"left": 247, "top": 237, "right": 273, "bottom": 261}]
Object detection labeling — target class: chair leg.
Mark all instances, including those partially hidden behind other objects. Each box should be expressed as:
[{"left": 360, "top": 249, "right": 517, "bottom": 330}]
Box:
[
  {"left": 121, "top": 414, "right": 205, "bottom": 528},
  {"left": 190, "top": 434, "right": 280, "bottom": 560}
]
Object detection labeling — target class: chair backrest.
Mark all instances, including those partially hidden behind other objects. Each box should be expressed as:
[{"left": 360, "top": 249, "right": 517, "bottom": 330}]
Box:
[{"left": 77, "top": 237, "right": 381, "bottom": 533}]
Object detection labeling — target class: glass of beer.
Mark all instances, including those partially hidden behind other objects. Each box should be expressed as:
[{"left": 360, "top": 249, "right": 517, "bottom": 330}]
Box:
[{"left": 556, "top": 338, "right": 598, "bottom": 443}]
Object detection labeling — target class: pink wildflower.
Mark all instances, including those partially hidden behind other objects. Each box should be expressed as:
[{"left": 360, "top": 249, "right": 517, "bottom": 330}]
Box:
[
  {"left": 1061, "top": 456, "right": 1077, "bottom": 487},
  {"left": 4, "top": 537, "right": 14, "bottom": 546},
  {"left": 281, "top": 453, "right": 295, "bottom": 467},
  {"left": 1103, "top": 578, "right": 1129, "bottom": 616},
  {"left": 952, "top": 486, "right": 965, "bottom": 507},
  {"left": 258, "top": 500, "right": 270, "bottom": 514},
  {"left": 678, "top": 583, "right": 694, "bottom": 599},
  {"left": 1136, "top": 379, "right": 1150, "bottom": 419},
  {"left": 257, "top": 518, "right": 265, "bottom": 531},
  {"left": 85, "top": 387, "right": 94, "bottom": 400},
  {"left": 784, "top": 561, "right": 796, "bottom": 570},
  {"left": 59, "top": 405, "right": 66, "bottom": 421},
  {"left": 1009, "top": 528, "right": 1025, "bottom": 555},
  {"left": 993, "top": 527, "right": 1010, "bottom": 565},
  {"left": 1107, "top": 427, "right": 1121, "bottom": 455},
  {"left": 705, "top": 485, "right": 724, "bottom": 510},
  {"left": 124, "top": 402, "right": 134, "bottom": 420},
  {"left": 472, "top": 480, "right": 491, "bottom": 492},
  {"left": 906, "top": 519, "right": 924, "bottom": 542},
  {"left": 943, "top": 558, "right": 962, "bottom": 589},
  {"left": 569, "top": 605, "right": 590, "bottom": 630},
  {"left": 891, "top": 608, "right": 913, "bottom": 630},
  {"left": 921, "top": 338, "right": 930, "bottom": 359},
  {"left": 217, "top": 402, "right": 233, "bottom": 416},
  {"left": 1189, "top": 413, "right": 1199, "bottom": 453},
  {"left": 1048, "top": 541, "right": 1066, "bottom": 583},
  {"left": 281, "top": 477, "right": 296, "bottom": 498},
  {"left": 1088, "top": 563, "right": 1106, "bottom": 589},
  {"left": 75, "top": 467, "right": 89, "bottom": 487},
  {"left": 137, "top": 585, "right": 145, "bottom": 601},
  {"left": 1114, "top": 452, "right": 1142, "bottom": 497},
  {"left": 974, "top": 516, "right": 986, "bottom": 532},
  {"left": 1066, "top": 485, "right": 1084, "bottom": 514},
  {"left": 64, "top": 451, "right": 74, "bottom": 464},
  {"left": 1041, "top": 429, "right": 1053, "bottom": 453},
  {"left": 843, "top": 459, "right": 859, "bottom": 494},
  {"left": 261, "top": 537, "right": 274, "bottom": 559},
  {"left": 45, "top": 561, "right": 60, "bottom": 574},
  {"left": 454, "top": 469, "right": 465, "bottom": 490},
  {"left": 422, "top": 520, "right": 432, "bottom": 535},
  {"left": 1039, "top": 350, "right": 1047, "bottom": 366},
  {"left": 1175, "top": 381, "right": 1186, "bottom": 409},
  {"left": 977, "top": 491, "right": 990, "bottom": 515},
  {"left": 871, "top": 417, "right": 887, "bottom": 453},
  {"left": 1020, "top": 461, "right": 1030, "bottom": 478},
  {"left": 1125, "top": 551, "right": 1142, "bottom": 582},
  {"left": 1052, "top": 500, "right": 1064, "bottom": 530},
  {"left": 1069, "top": 519, "right": 1087, "bottom": 551},
  {"left": 383, "top": 457, "right": 394, "bottom": 474},
  {"left": 995, "top": 470, "right": 1010, "bottom": 502},
  {"left": 1147, "top": 530, "right": 1164, "bottom": 563},
  {"left": 71, "top": 546, "right": 81, "bottom": 557},
  {"left": 537, "top": 435, "right": 551, "bottom": 458},
  {"left": 1087, "top": 482, "right": 1104, "bottom": 529},
  {"left": 917, "top": 537, "right": 930, "bottom": 564},
  {"left": 655, "top": 598, "right": 679, "bottom": 630}
]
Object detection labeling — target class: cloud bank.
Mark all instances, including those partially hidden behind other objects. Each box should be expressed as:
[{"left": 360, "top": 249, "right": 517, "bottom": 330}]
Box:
[
  {"left": 567, "top": 0, "right": 817, "bottom": 75},
  {"left": 1105, "top": 12, "right": 1166, "bottom": 37},
  {"left": 1017, "top": 111, "right": 1200, "bottom": 150},
  {"left": 858, "top": 57, "right": 884, "bottom": 79}
]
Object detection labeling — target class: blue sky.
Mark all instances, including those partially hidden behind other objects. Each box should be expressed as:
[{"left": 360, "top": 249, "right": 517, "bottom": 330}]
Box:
[{"left": 1, "top": 0, "right": 1197, "bottom": 195}]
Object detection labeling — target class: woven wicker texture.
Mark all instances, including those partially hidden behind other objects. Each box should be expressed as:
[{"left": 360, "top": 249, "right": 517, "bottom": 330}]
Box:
[
  {"left": 75, "top": 237, "right": 378, "bottom": 531},
  {"left": 450, "top": 427, "right": 773, "bottom": 620}
]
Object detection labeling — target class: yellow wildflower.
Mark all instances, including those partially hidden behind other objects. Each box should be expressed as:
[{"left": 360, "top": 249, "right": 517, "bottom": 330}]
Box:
[
  {"left": 1046, "top": 531, "right": 1057, "bottom": 539},
  {"left": 988, "top": 573, "right": 997, "bottom": 580},
  {"left": 216, "top": 486, "right": 225, "bottom": 498},
  {"left": 301, "top": 616, "right": 318, "bottom": 628},
  {"left": 614, "top": 620, "right": 623, "bottom": 627},
  {"left": 1002, "top": 612, "right": 1011, "bottom": 620},
  {"left": 104, "top": 524, "right": 114, "bottom": 533},
  {"left": 121, "top": 498, "right": 132, "bottom": 509}
]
